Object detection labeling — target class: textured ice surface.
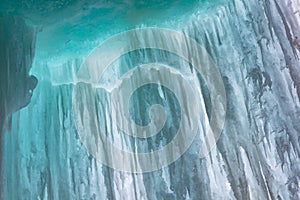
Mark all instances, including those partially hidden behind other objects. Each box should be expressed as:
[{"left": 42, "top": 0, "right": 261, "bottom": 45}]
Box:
[
  {"left": 1, "top": 0, "right": 300, "bottom": 199},
  {"left": 0, "top": 15, "right": 37, "bottom": 200}
]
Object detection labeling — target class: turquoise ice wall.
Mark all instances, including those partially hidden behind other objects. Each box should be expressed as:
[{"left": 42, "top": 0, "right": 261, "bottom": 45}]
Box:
[{"left": 1, "top": 0, "right": 300, "bottom": 199}]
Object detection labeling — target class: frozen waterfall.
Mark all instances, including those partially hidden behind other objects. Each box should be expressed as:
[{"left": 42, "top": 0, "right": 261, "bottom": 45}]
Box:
[{"left": 0, "top": 0, "right": 300, "bottom": 199}]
